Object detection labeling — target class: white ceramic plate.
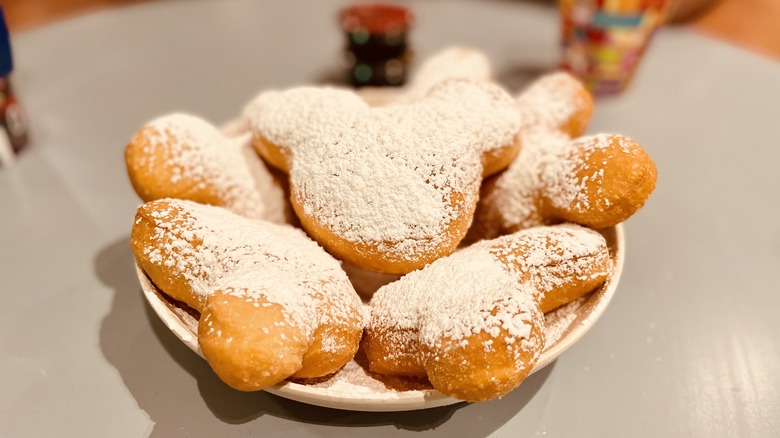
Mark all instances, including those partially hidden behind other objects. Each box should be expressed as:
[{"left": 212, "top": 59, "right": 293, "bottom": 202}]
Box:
[{"left": 137, "top": 225, "right": 624, "bottom": 412}]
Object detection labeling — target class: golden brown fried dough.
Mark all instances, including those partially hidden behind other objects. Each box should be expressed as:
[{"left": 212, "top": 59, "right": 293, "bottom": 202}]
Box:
[
  {"left": 125, "top": 113, "right": 289, "bottom": 223},
  {"left": 516, "top": 71, "right": 594, "bottom": 138},
  {"left": 469, "top": 72, "right": 655, "bottom": 240},
  {"left": 131, "top": 198, "right": 363, "bottom": 391},
  {"left": 473, "top": 131, "right": 657, "bottom": 239},
  {"left": 243, "top": 79, "right": 522, "bottom": 274},
  {"left": 365, "top": 224, "right": 610, "bottom": 401}
]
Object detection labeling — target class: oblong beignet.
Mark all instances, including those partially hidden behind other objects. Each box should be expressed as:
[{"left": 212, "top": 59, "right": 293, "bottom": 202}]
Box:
[
  {"left": 125, "top": 113, "right": 289, "bottom": 223},
  {"left": 365, "top": 224, "right": 610, "bottom": 401},
  {"left": 470, "top": 72, "right": 656, "bottom": 240},
  {"left": 131, "top": 198, "right": 363, "bottom": 391}
]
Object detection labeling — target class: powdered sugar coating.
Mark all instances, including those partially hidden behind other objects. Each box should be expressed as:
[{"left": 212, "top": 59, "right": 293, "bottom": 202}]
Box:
[
  {"left": 367, "top": 224, "right": 607, "bottom": 372},
  {"left": 134, "top": 113, "right": 286, "bottom": 222},
  {"left": 481, "top": 129, "right": 638, "bottom": 235},
  {"left": 367, "top": 240, "right": 540, "bottom": 372},
  {"left": 359, "top": 46, "right": 493, "bottom": 106},
  {"left": 490, "top": 224, "right": 610, "bottom": 296},
  {"left": 418, "top": 251, "right": 537, "bottom": 347},
  {"left": 139, "top": 223, "right": 621, "bottom": 407},
  {"left": 542, "top": 133, "right": 636, "bottom": 212},
  {"left": 371, "top": 245, "right": 537, "bottom": 347},
  {"left": 138, "top": 199, "right": 361, "bottom": 338},
  {"left": 490, "top": 127, "right": 571, "bottom": 231},
  {"left": 396, "top": 46, "right": 493, "bottom": 104},
  {"left": 516, "top": 71, "right": 590, "bottom": 132},
  {"left": 244, "top": 79, "right": 521, "bottom": 262}
]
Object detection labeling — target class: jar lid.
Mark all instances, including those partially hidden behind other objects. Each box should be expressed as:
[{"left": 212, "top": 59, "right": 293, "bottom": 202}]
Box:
[{"left": 339, "top": 3, "right": 414, "bottom": 35}]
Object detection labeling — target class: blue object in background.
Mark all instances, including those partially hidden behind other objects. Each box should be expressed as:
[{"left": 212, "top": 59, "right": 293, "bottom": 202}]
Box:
[{"left": 0, "top": 7, "right": 12, "bottom": 77}]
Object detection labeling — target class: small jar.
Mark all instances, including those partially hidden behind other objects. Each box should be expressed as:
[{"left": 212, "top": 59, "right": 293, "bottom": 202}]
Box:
[{"left": 339, "top": 4, "right": 414, "bottom": 88}]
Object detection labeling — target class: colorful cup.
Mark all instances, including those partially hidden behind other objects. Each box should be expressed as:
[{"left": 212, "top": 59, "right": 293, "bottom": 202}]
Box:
[{"left": 559, "top": 0, "right": 669, "bottom": 95}]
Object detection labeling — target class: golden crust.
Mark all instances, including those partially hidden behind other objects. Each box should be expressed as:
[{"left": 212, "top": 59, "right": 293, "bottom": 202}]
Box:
[
  {"left": 472, "top": 132, "right": 658, "bottom": 241},
  {"left": 291, "top": 180, "right": 475, "bottom": 275},
  {"left": 131, "top": 199, "right": 364, "bottom": 391},
  {"left": 199, "top": 293, "right": 310, "bottom": 391},
  {"left": 549, "top": 136, "right": 658, "bottom": 229},
  {"left": 364, "top": 224, "right": 611, "bottom": 401},
  {"left": 125, "top": 114, "right": 290, "bottom": 222},
  {"left": 132, "top": 199, "right": 209, "bottom": 311},
  {"left": 126, "top": 125, "right": 222, "bottom": 207},
  {"left": 422, "top": 314, "right": 545, "bottom": 401},
  {"left": 125, "top": 66, "right": 657, "bottom": 403},
  {"left": 557, "top": 75, "right": 594, "bottom": 138},
  {"left": 244, "top": 81, "right": 522, "bottom": 274}
]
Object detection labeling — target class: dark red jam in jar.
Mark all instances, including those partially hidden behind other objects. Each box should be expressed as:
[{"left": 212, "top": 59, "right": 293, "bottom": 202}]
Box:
[{"left": 339, "top": 3, "right": 414, "bottom": 87}]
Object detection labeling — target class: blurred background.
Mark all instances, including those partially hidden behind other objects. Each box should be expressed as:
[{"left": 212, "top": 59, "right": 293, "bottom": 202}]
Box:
[{"left": 2, "top": 0, "right": 779, "bottom": 60}]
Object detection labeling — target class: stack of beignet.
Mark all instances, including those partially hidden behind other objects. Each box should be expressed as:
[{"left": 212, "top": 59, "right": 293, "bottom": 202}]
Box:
[{"left": 125, "top": 47, "right": 657, "bottom": 402}]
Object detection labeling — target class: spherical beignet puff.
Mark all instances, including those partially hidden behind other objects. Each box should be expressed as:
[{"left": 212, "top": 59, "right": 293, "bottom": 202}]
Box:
[
  {"left": 364, "top": 224, "right": 611, "bottom": 401},
  {"left": 243, "top": 79, "right": 522, "bottom": 274},
  {"left": 131, "top": 198, "right": 363, "bottom": 391},
  {"left": 125, "top": 113, "right": 289, "bottom": 223},
  {"left": 358, "top": 46, "right": 493, "bottom": 106}
]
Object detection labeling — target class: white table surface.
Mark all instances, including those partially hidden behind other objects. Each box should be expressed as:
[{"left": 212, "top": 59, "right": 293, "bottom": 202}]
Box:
[{"left": 1, "top": 0, "right": 779, "bottom": 436}]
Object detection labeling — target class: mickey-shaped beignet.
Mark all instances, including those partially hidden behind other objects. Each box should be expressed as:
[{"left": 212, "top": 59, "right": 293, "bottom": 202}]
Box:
[
  {"left": 244, "top": 79, "right": 522, "bottom": 274},
  {"left": 131, "top": 198, "right": 363, "bottom": 391},
  {"left": 470, "top": 73, "right": 657, "bottom": 240},
  {"left": 364, "top": 224, "right": 611, "bottom": 401},
  {"left": 125, "top": 113, "right": 288, "bottom": 223}
]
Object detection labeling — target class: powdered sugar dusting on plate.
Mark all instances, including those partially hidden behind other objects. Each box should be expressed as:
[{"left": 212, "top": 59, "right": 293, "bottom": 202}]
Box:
[
  {"left": 543, "top": 296, "right": 588, "bottom": 346},
  {"left": 293, "top": 348, "right": 435, "bottom": 398}
]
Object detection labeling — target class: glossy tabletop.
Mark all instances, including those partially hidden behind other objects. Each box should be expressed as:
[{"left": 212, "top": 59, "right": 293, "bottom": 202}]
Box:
[{"left": 1, "top": 0, "right": 778, "bottom": 436}]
